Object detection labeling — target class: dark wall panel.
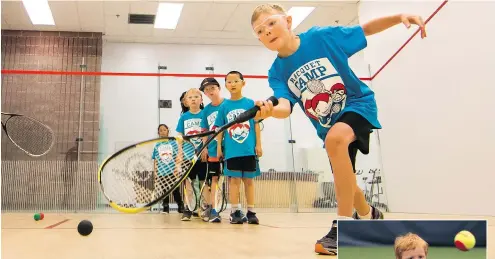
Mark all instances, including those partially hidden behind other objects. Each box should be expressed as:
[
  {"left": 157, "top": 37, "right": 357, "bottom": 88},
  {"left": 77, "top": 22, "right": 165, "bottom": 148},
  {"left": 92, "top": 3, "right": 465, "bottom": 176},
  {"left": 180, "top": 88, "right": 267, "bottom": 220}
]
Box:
[{"left": 1, "top": 30, "right": 102, "bottom": 161}]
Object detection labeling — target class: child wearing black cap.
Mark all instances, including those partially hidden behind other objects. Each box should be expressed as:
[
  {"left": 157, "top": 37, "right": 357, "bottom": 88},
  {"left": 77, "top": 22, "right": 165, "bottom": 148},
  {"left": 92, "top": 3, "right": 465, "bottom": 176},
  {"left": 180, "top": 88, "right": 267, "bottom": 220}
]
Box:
[{"left": 199, "top": 77, "right": 225, "bottom": 223}]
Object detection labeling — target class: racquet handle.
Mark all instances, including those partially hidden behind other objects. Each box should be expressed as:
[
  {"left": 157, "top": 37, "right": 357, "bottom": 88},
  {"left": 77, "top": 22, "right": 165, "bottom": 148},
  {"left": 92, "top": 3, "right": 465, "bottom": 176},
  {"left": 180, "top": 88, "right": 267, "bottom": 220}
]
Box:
[{"left": 233, "top": 96, "right": 279, "bottom": 124}]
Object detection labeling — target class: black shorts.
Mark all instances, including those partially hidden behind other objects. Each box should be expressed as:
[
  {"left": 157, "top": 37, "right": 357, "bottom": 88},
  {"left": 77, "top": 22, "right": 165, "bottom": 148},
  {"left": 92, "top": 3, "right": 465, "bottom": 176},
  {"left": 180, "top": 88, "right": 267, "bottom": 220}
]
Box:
[
  {"left": 335, "top": 112, "right": 375, "bottom": 172},
  {"left": 225, "top": 155, "right": 257, "bottom": 172},
  {"left": 188, "top": 161, "right": 207, "bottom": 181},
  {"left": 206, "top": 162, "right": 222, "bottom": 178}
]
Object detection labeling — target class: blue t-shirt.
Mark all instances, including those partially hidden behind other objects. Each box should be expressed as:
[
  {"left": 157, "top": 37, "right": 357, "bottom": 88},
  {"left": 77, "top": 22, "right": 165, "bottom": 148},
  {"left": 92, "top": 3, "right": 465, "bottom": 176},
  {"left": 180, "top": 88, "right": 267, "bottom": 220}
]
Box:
[
  {"left": 201, "top": 100, "right": 225, "bottom": 158},
  {"left": 176, "top": 110, "right": 206, "bottom": 151},
  {"left": 151, "top": 141, "right": 179, "bottom": 176},
  {"left": 214, "top": 97, "right": 257, "bottom": 160},
  {"left": 268, "top": 25, "right": 382, "bottom": 142}
]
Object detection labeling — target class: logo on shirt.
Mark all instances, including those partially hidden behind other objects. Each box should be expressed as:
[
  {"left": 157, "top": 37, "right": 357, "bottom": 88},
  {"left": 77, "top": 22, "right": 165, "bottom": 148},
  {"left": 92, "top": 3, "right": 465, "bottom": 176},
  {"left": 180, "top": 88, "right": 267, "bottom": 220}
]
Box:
[
  {"left": 207, "top": 111, "right": 218, "bottom": 130},
  {"left": 206, "top": 111, "right": 219, "bottom": 145},
  {"left": 228, "top": 122, "right": 250, "bottom": 144},
  {"left": 287, "top": 58, "right": 347, "bottom": 128},
  {"left": 157, "top": 143, "right": 173, "bottom": 163},
  {"left": 226, "top": 109, "right": 250, "bottom": 144},
  {"left": 184, "top": 118, "right": 203, "bottom": 148}
]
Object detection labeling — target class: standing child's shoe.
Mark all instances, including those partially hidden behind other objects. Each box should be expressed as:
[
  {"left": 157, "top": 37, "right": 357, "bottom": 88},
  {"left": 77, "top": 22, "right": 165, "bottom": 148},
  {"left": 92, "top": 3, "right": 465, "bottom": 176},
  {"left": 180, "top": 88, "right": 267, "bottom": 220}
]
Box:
[
  {"left": 229, "top": 210, "right": 244, "bottom": 224},
  {"left": 240, "top": 210, "right": 248, "bottom": 223},
  {"left": 181, "top": 209, "right": 192, "bottom": 221},
  {"left": 246, "top": 211, "right": 259, "bottom": 224},
  {"left": 209, "top": 209, "right": 221, "bottom": 223},
  {"left": 352, "top": 205, "right": 384, "bottom": 220},
  {"left": 314, "top": 220, "right": 337, "bottom": 255},
  {"left": 201, "top": 205, "right": 212, "bottom": 222}
]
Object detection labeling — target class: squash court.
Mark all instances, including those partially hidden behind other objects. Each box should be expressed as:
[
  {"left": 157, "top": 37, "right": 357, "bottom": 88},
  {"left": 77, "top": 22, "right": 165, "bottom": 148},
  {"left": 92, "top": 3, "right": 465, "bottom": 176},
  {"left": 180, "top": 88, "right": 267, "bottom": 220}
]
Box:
[{"left": 2, "top": 0, "right": 494, "bottom": 258}]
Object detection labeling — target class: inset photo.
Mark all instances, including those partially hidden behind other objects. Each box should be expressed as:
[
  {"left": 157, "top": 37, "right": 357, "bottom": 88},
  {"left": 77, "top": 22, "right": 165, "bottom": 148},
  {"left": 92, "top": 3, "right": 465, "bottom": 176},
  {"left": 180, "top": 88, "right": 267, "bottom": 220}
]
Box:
[{"left": 338, "top": 220, "right": 487, "bottom": 259}]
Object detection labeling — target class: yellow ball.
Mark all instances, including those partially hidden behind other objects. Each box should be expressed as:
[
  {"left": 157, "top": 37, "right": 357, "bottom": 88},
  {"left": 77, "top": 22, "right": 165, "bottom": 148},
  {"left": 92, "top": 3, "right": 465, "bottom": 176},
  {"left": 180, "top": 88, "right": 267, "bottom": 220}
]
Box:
[{"left": 454, "top": 230, "right": 476, "bottom": 251}]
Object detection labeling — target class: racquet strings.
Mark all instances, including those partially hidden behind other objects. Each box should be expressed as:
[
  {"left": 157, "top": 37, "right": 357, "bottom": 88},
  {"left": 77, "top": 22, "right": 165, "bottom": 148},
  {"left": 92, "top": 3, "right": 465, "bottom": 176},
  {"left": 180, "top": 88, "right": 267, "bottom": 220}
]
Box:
[
  {"left": 215, "top": 175, "right": 226, "bottom": 212},
  {"left": 184, "top": 178, "right": 198, "bottom": 212},
  {"left": 99, "top": 139, "right": 197, "bottom": 208},
  {"left": 4, "top": 115, "right": 54, "bottom": 155}
]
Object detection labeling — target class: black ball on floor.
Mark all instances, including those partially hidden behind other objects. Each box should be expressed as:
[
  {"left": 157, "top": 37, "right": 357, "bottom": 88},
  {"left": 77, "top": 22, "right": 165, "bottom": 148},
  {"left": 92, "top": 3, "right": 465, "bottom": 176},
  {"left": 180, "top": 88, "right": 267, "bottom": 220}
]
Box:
[{"left": 77, "top": 220, "right": 93, "bottom": 236}]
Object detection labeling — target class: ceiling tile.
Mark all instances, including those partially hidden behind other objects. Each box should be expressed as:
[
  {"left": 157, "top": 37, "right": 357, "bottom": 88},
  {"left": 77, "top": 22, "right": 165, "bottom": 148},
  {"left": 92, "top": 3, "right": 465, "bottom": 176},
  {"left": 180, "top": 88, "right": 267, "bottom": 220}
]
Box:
[
  {"left": 152, "top": 29, "right": 176, "bottom": 38},
  {"left": 2, "top": 23, "right": 11, "bottom": 29},
  {"left": 223, "top": 3, "right": 260, "bottom": 33},
  {"left": 317, "top": 1, "right": 359, "bottom": 7},
  {"left": 173, "top": 2, "right": 212, "bottom": 37},
  {"left": 2, "top": 17, "right": 9, "bottom": 26},
  {"left": 196, "top": 30, "right": 245, "bottom": 39},
  {"left": 329, "top": 3, "right": 359, "bottom": 26},
  {"left": 77, "top": 1, "right": 105, "bottom": 31},
  {"left": 129, "top": 24, "right": 154, "bottom": 37},
  {"left": 32, "top": 25, "right": 59, "bottom": 32},
  {"left": 6, "top": 24, "right": 30, "bottom": 31},
  {"left": 51, "top": 1, "right": 80, "bottom": 29},
  {"left": 201, "top": 3, "right": 238, "bottom": 31},
  {"left": 1, "top": 1, "right": 358, "bottom": 47},
  {"left": 130, "top": 1, "right": 159, "bottom": 14},
  {"left": 295, "top": 6, "right": 340, "bottom": 33},
  {"left": 1, "top": 1, "right": 32, "bottom": 26},
  {"left": 104, "top": 14, "right": 129, "bottom": 36},
  {"left": 103, "top": 1, "right": 130, "bottom": 16}
]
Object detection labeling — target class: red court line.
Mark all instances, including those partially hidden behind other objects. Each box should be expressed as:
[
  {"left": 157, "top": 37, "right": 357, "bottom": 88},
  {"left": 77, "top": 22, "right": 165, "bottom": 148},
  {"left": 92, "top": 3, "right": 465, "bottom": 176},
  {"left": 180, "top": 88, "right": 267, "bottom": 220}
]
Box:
[
  {"left": 370, "top": 0, "right": 449, "bottom": 80},
  {"left": 45, "top": 219, "right": 70, "bottom": 229},
  {"left": 0, "top": 69, "right": 372, "bottom": 81}
]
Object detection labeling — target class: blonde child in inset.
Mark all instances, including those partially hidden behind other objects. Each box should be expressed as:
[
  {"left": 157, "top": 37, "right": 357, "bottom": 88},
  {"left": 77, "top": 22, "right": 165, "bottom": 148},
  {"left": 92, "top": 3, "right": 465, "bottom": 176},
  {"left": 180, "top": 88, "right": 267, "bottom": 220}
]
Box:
[{"left": 394, "top": 232, "right": 429, "bottom": 259}]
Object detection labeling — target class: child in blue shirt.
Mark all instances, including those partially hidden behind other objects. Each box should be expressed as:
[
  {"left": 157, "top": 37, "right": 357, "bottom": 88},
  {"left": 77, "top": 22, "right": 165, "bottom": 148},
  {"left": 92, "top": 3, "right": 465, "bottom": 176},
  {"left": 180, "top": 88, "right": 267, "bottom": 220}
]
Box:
[
  {"left": 214, "top": 71, "right": 262, "bottom": 225},
  {"left": 199, "top": 77, "right": 226, "bottom": 223},
  {"left": 250, "top": 4, "right": 426, "bottom": 255},
  {"left": 176, "top": 88, "right": 208, "bottom": 221},
  {"left": 152, "top": 123, "right": 184, "bottom": 214}
]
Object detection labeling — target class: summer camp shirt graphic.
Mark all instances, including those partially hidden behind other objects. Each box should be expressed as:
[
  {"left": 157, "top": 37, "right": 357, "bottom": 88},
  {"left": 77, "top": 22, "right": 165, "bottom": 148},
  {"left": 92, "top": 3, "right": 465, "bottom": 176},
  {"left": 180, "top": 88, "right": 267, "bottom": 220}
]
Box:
[
  {"left": 183, "top": 118, "right": 203, "bottom": 148},
  {"left": 152, "top": 141, "right": 178, "bottom": 176},
  {"left": 269, "top": 26, "right": 382, "bottom": 141},
  {"left": 157, "top": 143, "right": 173, "bottom": 164},
  {"left": 226, "top": 109, "right": 250, "bottom": 144},
  {"left": 289, "top": 58, "right": 347, "bottom": 128}
]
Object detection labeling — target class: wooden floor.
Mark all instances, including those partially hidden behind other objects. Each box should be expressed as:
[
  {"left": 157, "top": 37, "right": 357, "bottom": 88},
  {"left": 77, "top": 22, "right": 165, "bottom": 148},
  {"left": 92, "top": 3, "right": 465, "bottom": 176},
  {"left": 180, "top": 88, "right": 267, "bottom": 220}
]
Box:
[{"left": 1, "top": 212, "right": 494, "bottom": 259}]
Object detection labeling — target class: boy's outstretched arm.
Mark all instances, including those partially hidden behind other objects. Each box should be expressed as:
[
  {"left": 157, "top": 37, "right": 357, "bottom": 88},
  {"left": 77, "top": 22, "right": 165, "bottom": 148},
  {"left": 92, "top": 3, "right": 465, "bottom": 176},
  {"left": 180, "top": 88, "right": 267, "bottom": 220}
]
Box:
[
  {"left": 362, "top": 14, "right": 426, "bottom": 38},
  {"left": 255, "top": 98, "right": 292, "bottom": 121}
]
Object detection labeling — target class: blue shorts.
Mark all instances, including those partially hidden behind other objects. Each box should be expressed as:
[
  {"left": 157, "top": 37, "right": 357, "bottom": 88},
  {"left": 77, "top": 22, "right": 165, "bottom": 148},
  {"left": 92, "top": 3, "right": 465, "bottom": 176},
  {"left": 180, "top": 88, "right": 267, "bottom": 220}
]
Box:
[{"left": 223, "top": 155, "right": 261, "bottom": 179}]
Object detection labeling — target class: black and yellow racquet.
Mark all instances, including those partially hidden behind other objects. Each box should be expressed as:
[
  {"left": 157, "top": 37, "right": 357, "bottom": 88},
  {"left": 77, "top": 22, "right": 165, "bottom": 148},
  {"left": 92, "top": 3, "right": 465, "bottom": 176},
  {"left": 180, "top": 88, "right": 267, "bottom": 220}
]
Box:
[
  {"left": 98, "top": 96, "right": 278, "bottom": 213},
  {"left": 184, "top": 177, "right": 199, "bottom": 213}
]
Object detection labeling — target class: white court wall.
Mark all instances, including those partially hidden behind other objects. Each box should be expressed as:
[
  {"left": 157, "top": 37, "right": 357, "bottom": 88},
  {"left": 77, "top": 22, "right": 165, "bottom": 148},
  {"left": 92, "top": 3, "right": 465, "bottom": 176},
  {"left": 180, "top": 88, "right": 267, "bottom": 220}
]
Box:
[
  {"left": 99, "top": 43, "right": 292, "bottom": 171},
  {"left": 99, "top": 39, "right": 376, "bottom": 173},
  {"left": 359, "top": 1, "right": 495, "bottom": 215}
]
